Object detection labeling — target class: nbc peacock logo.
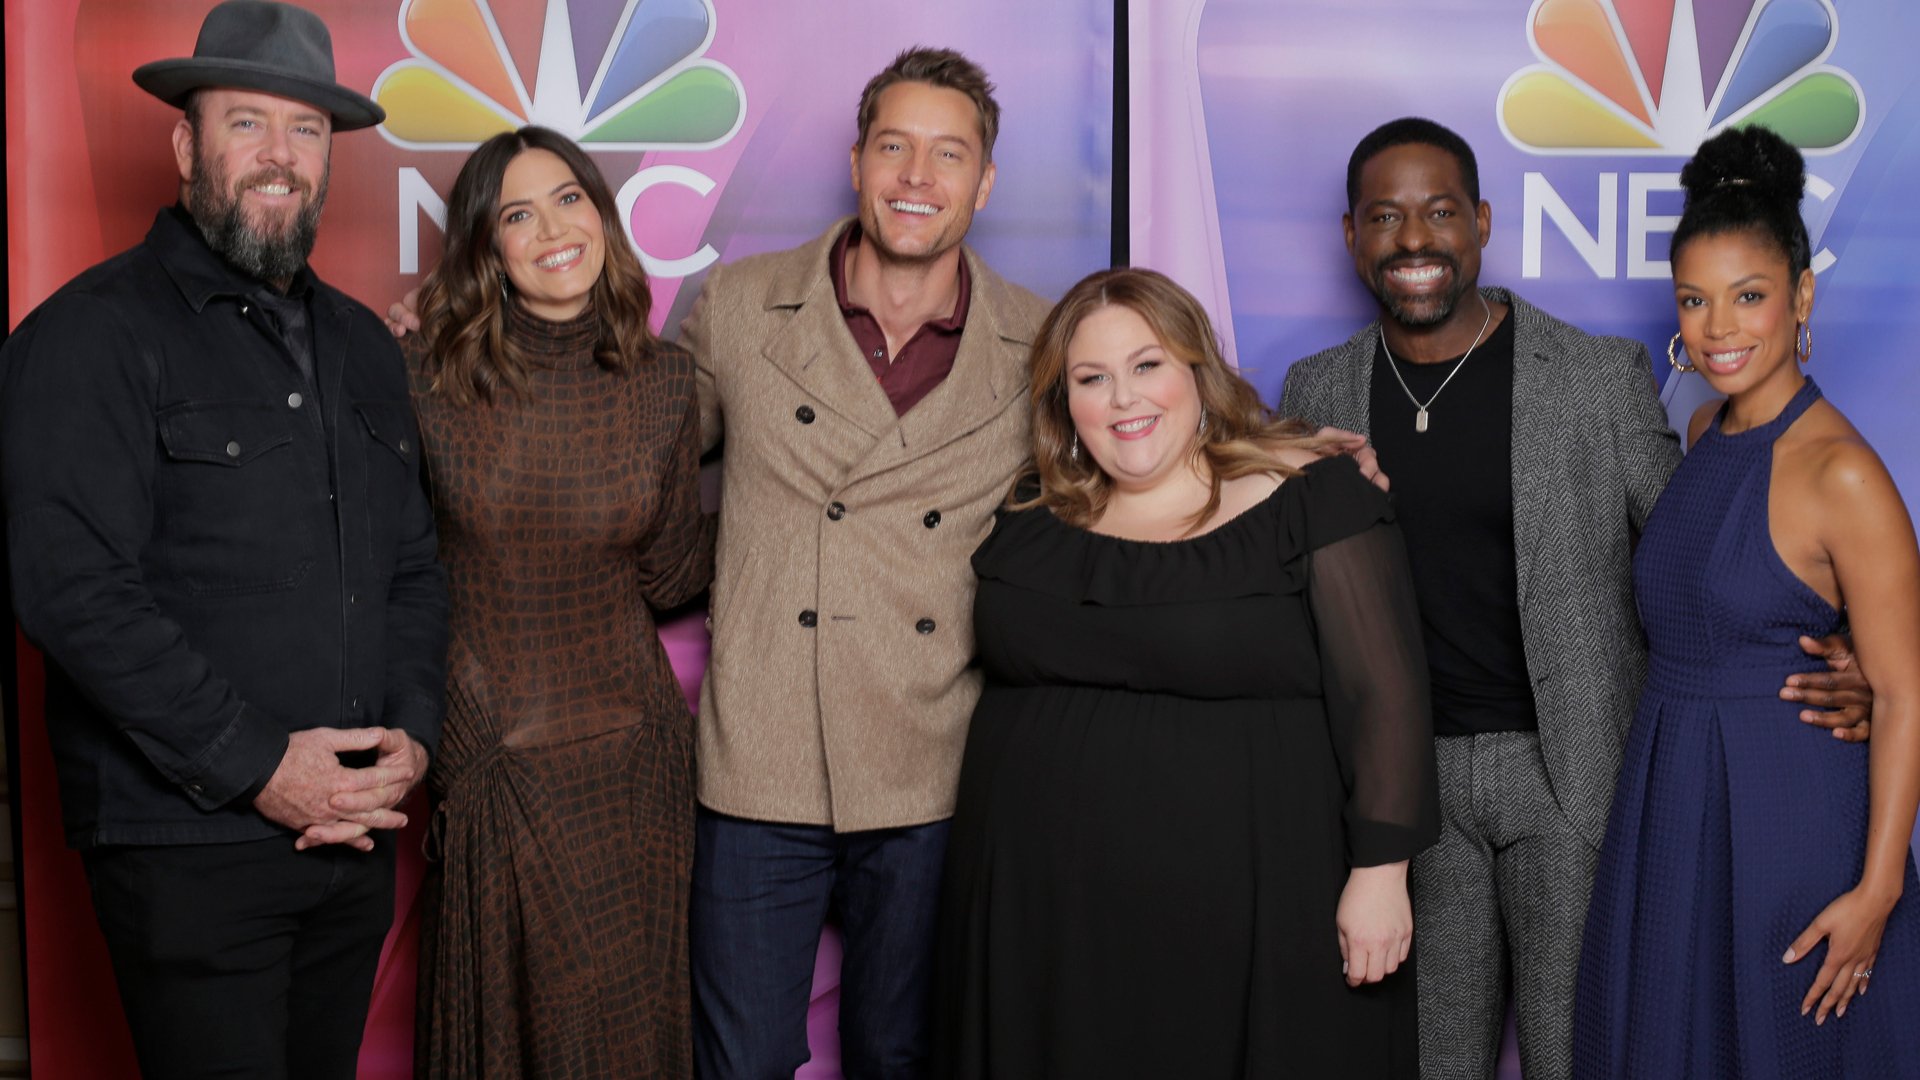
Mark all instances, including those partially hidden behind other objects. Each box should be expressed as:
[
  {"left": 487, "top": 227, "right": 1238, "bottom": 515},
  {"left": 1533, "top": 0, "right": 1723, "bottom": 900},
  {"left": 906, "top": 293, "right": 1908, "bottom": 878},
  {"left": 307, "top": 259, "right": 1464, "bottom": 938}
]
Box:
[
  {"left": 1498, "top": 0, "right": 1863, "bottom": 156},
  {"left": 373, "top": 0, "right": 746, "bottom": 151}
]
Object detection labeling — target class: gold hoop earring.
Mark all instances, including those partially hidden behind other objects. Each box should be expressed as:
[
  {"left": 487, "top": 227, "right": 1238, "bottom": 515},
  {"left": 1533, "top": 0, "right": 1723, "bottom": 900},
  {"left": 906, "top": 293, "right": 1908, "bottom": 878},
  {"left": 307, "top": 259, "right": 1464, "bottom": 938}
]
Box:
[
  {"left": 1667, "top": 331, "right": 1696, "bottom": 374},
  {"left": 1797, "top": 321, "right": 1812, "bottom": 366}
]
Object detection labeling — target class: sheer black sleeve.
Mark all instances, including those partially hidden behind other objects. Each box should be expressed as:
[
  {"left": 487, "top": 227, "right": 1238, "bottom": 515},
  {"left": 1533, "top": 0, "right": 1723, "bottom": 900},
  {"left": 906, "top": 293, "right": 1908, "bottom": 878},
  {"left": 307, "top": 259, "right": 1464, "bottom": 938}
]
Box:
[{"left": 1308, "top": 520, "right": 1440, "bottom": 867}]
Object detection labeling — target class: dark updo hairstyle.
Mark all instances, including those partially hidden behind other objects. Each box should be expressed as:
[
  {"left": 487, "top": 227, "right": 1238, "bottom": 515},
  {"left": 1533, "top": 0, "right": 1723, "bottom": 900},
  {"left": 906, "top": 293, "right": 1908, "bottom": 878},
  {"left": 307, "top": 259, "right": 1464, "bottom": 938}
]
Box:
[{"left": 1670, "top": 125, "right": 1811, "bottom": 280}]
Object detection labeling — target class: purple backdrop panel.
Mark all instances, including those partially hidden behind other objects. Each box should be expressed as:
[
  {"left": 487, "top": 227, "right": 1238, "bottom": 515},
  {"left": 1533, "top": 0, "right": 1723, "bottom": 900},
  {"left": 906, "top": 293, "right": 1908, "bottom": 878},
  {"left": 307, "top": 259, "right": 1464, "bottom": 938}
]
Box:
[
  {"left": 1132, "top": 3, "right": 1920, "bottom": 1077},
  {"left": 1134, "top": 0, "right": 1915, "bottom": 513}
]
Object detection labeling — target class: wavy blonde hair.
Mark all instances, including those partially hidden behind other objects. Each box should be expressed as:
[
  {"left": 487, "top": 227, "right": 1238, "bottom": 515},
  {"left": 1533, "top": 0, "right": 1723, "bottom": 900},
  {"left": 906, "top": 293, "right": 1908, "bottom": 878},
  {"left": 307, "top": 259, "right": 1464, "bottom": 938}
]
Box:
[{"left": 1014, "top": 267, "right": 1332, "bottom": 532}]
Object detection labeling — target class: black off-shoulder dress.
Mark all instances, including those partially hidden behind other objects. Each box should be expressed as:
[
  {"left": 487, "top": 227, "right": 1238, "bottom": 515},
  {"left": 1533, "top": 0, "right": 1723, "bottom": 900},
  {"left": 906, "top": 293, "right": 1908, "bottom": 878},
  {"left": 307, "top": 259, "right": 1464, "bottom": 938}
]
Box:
[{"left": 933, "top": 456, "right": 1439, "bottom": 1078}]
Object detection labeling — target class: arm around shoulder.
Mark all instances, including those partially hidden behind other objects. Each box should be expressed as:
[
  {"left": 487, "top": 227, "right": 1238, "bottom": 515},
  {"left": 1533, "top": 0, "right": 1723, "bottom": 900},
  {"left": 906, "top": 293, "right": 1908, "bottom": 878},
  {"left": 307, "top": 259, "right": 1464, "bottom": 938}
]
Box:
[
  {"left": 676, "top": 262, "right": 730, "bottom": 455},
  {"left": 1603, "top": 338, "right": 1681, "bottom": 530}
]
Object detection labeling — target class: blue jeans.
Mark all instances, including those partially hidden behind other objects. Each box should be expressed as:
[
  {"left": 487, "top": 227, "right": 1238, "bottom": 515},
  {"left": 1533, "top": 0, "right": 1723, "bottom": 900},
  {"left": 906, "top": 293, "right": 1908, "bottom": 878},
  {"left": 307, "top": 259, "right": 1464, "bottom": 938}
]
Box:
[{"left": 691, "top": 807, "right": 950, "bottom": 1080}]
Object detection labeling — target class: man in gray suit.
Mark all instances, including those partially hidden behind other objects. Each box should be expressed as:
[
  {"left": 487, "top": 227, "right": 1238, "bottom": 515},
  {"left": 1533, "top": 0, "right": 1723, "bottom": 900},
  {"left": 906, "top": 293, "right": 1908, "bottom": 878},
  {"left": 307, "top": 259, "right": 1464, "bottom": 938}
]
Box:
[{"left": 1278, "top": 117, "right": 1870, "bottom": 1080}]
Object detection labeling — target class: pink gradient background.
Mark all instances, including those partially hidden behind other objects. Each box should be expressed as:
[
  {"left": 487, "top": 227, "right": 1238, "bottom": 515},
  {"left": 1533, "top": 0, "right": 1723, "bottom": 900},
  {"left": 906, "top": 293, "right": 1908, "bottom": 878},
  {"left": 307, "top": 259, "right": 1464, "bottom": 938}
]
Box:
[{"left": 7, "top": 1, "right": 1110, "bottom": 1076}]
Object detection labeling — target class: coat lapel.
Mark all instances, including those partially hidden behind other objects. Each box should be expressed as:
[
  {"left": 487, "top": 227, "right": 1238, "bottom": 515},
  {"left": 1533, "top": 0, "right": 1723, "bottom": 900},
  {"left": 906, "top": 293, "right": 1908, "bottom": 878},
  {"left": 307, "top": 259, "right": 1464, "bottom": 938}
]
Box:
[
  {"left": 759, "top": 224, "right": 899, "bottom": 440},
  {"left": 1502, "top": 289, "right": 1552, "bottom": 609},
  {"left": 849, "top": 249, "right": 1028, "bottom": 480},
  {"left": 1342, "top": 326, "right": 1378, "bottom": 437}
]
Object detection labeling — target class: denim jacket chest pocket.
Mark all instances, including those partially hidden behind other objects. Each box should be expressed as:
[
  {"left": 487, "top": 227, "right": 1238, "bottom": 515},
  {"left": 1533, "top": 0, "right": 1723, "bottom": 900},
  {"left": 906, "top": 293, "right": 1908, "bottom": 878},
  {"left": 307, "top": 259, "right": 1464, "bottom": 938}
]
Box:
[
  {"left": 353, "top": 400, "right": 421, "bottom": 580},
  {"left": 155, "top": 400, "right": 315, "bottom": 597}
]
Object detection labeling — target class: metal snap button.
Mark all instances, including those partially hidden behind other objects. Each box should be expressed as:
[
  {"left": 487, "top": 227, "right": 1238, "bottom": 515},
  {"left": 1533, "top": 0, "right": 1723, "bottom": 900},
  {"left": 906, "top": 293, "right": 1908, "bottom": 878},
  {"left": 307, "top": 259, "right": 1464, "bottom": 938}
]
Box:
[
  {"left": 225, "top": 440, "right": 241, "bottom": 458},
  {"left": 287, "top": 392, "right": 303, "bottom": 408},
  {"left": 923, "top": 510, "right": 941, "bottom": 529},
  {"left": 799, "top": 609, "right": 818, "bottom": 628}
]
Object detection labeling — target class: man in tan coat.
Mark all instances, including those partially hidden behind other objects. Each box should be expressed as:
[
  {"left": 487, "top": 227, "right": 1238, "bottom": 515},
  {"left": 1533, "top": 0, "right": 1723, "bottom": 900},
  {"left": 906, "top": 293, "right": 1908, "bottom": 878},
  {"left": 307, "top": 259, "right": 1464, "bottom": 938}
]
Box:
[{"left": 678, "top": 48, "right": 1049, "bottom": 1078}]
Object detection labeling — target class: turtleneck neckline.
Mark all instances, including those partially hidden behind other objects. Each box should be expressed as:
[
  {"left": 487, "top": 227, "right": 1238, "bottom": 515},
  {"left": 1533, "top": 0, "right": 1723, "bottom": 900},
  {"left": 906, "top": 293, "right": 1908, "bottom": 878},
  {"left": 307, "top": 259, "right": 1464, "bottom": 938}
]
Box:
[{"left": 506, "top": 301, "right": 600, "bottom": 368}]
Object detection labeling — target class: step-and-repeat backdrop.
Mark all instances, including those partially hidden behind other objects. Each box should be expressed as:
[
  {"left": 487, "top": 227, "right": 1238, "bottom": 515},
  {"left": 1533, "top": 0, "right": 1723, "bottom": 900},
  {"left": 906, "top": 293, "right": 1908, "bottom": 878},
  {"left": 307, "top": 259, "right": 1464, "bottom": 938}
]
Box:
[
  {"left": 9, "top": 1, "right": 1920, "bottom": 1077},
  {"left": 1129, "top": 5, "right": 1916, "bottom": 1074},
  {"left": 4, "top": 1, "right": 1111, "bottom": 1075},
  {"left": 1133, "top": 0, "right": 1915, "bottom": 515}
]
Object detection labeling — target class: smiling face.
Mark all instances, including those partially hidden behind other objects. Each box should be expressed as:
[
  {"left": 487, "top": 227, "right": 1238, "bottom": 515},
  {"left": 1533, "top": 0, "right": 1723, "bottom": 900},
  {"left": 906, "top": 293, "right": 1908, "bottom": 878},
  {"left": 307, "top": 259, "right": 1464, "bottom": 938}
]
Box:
[
  {"left": 174, "top": 88, "right": 332, "bottom": 285},
  {"left": 495, "top": 147, "right": 607, "bottom": 322},
  {"left": 1672, "top": 228, "right": 1814, "bottom": 398},
  {"left": 850, "top": 81, "right": 996, "bottom": 265},
  {"left": 1064, "top": 304, "right": 1205, "bottom": 494},
  {"left": 1344, "top": 142, "right": 1490, "bottom": 328}
]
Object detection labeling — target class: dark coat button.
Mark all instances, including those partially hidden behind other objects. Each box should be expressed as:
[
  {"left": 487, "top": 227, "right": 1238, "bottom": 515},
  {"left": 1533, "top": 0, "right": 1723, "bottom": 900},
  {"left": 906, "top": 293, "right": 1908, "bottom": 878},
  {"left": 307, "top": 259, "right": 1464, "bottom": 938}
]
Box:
[
  {"left": 827, "top": 501, "right": 846, "bottom": 521},
  {"left": 915, "top": 618, "right": 936, "bottom": 634},
  {"left": 799, "top": 609, "right": 818, "bottom": 628},
  {"left": 923, "top": 510, "right": 941, "bottom": 529},
  {"left": 795, "top": 405, "right": 816, "bottom": 424}
]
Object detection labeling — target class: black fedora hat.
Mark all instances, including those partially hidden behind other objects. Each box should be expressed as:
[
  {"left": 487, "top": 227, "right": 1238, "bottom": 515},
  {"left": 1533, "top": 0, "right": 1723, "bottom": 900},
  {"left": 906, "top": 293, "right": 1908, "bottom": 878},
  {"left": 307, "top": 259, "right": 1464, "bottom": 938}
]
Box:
[{"left": 132, "top": 1, "right": 384, "bottom": 131}]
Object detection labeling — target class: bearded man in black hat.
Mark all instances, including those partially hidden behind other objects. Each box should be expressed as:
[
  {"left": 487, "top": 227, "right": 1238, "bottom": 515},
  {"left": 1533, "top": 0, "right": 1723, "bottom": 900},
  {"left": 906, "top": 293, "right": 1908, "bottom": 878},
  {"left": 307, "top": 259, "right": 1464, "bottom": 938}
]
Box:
[{"left": 0, "top": 3, "right": 446, "bottom": 1076}]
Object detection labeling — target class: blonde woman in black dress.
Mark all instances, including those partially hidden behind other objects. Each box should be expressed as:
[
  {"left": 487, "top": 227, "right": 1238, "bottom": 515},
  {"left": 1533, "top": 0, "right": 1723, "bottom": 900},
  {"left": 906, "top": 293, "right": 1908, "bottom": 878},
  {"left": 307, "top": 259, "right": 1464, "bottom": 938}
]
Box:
[{"left": 934, "top": 268, "right": 1439, "bottom": 1077}]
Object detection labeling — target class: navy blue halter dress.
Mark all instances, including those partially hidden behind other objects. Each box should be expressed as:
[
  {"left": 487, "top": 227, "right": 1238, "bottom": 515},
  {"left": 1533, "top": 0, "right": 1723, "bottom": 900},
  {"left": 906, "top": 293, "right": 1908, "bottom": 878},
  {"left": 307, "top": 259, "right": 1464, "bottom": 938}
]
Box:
[{"left": 1574, "top": 378, "right": 1920, "bottom": 1077}]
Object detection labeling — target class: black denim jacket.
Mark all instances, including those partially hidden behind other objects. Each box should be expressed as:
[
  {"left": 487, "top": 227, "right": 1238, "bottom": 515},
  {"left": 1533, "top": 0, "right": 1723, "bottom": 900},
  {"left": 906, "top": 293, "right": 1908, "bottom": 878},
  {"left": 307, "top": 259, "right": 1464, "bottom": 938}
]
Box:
[{"left": 1, "top": 208, "right": 448, "bottom": 847}]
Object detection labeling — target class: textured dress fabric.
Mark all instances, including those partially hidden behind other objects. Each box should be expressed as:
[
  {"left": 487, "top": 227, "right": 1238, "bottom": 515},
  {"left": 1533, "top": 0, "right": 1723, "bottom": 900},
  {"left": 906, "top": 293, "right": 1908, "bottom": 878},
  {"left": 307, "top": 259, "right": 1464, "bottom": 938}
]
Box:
[
  {"left": 1574, "top": 378, "right": 1920, "bottom": 1078},
  {"left": 932, "top": 456, "right": 1439, "bottom": 1079},
  {"left": 405, "top": 304, "right": 712, "bottom": 1079}
]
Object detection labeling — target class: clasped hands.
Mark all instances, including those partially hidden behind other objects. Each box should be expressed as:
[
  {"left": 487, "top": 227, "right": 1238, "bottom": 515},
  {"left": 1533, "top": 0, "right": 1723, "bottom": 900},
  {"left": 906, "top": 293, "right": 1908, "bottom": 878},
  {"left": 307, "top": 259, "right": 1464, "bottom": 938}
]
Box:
[{"left": 252, "top": 726, "right": 429, "bottom": 852}]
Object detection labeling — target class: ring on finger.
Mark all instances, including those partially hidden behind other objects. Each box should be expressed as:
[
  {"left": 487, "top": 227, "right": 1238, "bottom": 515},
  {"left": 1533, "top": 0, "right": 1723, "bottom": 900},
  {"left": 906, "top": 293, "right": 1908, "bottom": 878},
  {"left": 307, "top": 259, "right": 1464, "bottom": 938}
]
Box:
[{"left": 1852, "top": 968, "right": 1875, "bottom": 978}]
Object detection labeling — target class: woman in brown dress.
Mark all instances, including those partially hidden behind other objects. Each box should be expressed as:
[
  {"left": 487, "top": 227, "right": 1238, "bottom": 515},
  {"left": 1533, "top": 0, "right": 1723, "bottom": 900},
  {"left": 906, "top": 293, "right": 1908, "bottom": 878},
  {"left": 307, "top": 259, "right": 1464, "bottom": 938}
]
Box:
[{"left": 403, "top": 126, "right": 711, "bottom": 1078}]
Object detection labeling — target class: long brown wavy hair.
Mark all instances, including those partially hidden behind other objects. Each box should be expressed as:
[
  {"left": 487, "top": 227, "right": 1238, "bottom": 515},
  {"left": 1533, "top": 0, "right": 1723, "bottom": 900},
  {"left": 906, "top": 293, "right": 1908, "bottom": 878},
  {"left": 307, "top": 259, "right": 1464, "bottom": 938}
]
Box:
[
  {"left": 1014, "top": 267, "right": 1332, "bottom": 532},
  {"left": 416, "top": 126, "right": 654, "bottom": 405}
]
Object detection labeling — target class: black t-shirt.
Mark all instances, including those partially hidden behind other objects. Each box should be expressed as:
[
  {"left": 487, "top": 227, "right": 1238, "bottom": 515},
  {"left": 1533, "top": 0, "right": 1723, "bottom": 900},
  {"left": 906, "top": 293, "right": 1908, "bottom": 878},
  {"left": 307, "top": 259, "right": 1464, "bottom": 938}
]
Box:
[{"left": 1370, "top": 309, "right": 1538, "bottom": 736}]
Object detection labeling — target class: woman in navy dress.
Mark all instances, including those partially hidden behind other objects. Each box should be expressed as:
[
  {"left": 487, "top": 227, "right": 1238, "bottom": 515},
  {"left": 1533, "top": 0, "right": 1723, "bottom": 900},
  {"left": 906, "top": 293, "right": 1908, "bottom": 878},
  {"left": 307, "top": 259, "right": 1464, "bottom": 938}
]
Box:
[{"left": 1574, "top": 127, "right": 1920, "bottom": 1076}]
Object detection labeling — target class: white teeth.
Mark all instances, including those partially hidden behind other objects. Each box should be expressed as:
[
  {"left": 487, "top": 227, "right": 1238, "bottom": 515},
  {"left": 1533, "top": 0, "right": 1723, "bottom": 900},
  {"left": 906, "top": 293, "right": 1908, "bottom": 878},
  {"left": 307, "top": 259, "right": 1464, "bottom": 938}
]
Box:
[
  {"left": 1391, "top": 265, "right": 1445, "bottom": 282},
  {"left": 535, "top": 246, "right": 583, "bottom": 269},
  {"left": 1113, "top": 417, "right": 1156, "bottom": 433},
  {"left": 1706, "top": 348, "right": 1750, "bottom": 363},
  {"left": 253, "top": 184, "right": 291, "bottom": 196},
  {"left": 889, "top": 201, "right": 937, "bottom": 216}
]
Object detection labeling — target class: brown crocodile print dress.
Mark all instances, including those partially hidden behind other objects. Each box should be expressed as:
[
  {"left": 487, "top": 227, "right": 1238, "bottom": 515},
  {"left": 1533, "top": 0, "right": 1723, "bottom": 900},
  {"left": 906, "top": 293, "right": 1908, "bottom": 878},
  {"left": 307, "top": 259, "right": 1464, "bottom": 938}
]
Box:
[{"left": 405, "top": 303, "right": 711, "bottom": 1078}]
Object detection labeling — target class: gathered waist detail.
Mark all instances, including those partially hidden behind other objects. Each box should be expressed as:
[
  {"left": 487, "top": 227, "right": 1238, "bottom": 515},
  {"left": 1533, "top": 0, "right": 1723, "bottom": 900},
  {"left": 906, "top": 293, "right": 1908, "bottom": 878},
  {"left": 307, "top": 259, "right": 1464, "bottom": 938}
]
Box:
[{"left": 1644, "top": 657, "right": 1816, "bottom": 701}]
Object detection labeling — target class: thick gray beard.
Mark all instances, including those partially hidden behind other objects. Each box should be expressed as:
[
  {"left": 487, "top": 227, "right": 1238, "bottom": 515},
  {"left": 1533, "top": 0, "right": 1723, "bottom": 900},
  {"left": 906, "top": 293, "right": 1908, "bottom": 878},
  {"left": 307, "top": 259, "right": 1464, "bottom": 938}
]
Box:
[{"left": 188, "top": 158, "right": 328, "bottom": 283}]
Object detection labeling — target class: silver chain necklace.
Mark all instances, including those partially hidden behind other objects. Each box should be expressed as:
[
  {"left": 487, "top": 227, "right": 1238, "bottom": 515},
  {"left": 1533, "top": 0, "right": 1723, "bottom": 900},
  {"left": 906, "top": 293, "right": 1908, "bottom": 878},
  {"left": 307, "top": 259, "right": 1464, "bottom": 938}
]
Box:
[{"left": 1379, "top": 292, "right": 1493, "bottom": 433}]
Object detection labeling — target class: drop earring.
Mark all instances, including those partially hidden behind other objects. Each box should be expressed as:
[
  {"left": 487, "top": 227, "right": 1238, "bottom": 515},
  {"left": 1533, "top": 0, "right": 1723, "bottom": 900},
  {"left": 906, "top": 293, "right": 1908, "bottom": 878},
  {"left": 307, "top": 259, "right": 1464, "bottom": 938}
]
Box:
[
  {"left": 1797, "top": 320, "right": 1812, "bottom": 366},
  {"left": 1069, "top": 431, "right": 1080, "bottom": 463}
]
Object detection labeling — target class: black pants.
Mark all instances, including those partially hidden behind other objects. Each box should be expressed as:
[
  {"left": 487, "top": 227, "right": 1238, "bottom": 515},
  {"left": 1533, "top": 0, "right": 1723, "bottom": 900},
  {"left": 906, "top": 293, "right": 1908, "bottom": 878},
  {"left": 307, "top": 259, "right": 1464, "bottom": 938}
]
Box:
[{"left": 81, "top": 834, "right": 396, "bottom": 1080}]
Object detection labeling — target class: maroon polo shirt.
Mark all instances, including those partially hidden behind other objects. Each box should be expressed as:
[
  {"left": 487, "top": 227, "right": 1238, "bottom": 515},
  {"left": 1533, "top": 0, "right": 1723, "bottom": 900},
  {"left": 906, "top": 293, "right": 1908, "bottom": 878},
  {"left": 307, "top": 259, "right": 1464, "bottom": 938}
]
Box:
[{"left": 830, "top": 223, "right": 972, "bottom": 416}]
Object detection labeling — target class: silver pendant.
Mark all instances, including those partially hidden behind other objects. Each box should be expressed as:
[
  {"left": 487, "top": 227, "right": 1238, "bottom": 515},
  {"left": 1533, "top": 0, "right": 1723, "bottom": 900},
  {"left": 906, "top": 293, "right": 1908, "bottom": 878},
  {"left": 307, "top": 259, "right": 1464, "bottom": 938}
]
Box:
[{"left": 1415, "top": 408, "right": 1429, "bottom": 433}]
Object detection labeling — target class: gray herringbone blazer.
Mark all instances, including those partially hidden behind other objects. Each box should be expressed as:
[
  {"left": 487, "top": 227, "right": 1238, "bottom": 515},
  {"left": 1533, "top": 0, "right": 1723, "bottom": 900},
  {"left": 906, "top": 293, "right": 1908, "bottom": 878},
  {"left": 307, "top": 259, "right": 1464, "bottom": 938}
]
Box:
[{"left": 1279, "top": 288, "right": 1680, "bottom": 847}]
